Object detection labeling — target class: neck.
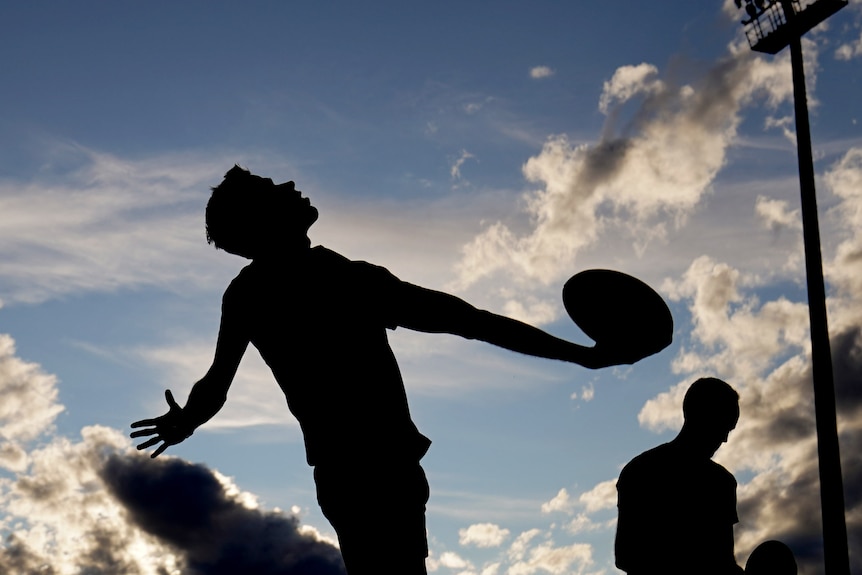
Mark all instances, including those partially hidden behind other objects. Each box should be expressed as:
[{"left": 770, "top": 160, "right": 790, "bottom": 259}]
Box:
[
  {"left": 253, "top": 235, "right": 311, "bottom": 261},
  {"left": 671, "top": 425, "right": 714, "bottom": 459}
]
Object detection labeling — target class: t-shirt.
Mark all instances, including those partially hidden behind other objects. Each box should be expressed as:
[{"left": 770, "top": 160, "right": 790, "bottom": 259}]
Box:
[
  {"left": 223, "top": 246, "right": 431, "bottom": 466},
  {"left": 615, "top": 441, "right": 739, "bottom": 575}
]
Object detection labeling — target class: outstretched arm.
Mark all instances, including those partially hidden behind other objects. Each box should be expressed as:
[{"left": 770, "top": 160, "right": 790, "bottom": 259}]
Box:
[
  {"left": 395, "top": 283, "right": 635, "bottom": 369},
  {"left": 131, "top": 298, "right": 249, "bottom": 457}
]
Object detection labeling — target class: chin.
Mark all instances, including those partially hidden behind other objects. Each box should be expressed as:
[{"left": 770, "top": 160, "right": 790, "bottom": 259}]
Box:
[{"left": 306, "top": 208, "right": 319, "bottom": 227}]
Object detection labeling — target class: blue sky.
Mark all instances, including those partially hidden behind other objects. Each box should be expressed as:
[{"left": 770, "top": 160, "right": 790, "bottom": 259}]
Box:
[{"left": 1, "top": 2, "right": 862, "bottom": 574}]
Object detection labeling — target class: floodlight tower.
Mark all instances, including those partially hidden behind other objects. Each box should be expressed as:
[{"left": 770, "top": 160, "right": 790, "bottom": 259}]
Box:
[{"left": 736, "top": 1, "right": 850, "bottom": 573}]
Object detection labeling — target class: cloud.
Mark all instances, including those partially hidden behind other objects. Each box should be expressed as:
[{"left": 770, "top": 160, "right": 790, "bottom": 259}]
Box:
[
  {"left": 101, "top": 454, "right": 346, "bottom": 575},
  {"left": 459, "top": 523, "right": 511, "bottom": 548},
  {"left": 598, "top": 63, "right": 664, "bottom": 115},
  {"left": 507, "top": 538, "right": 594, "bottom": 575},
  {"left": 659, "top": 255, "right": 810, "bottom": 385},
  {"left": 435, "top": 524, "right": 601, "bottom": 575},
  {"left": 0, "top": 144, "right": 456, "bottom": 307},
  {"left": 726, "top": 331, "right": 862, "bottom": 573},
  {"left": 540, "top": 479, "right": 617, "bottom": 517},
  {"left": 1, "top": 424, "right": 180, "bottom": 575},
  {"left": 564, "top": 513, "right": 611, "bottom": 536},
  {"left": 576, "top": 480, "right": 617, "bottom": 515},
  {"left": 764, "top": 114, "right": 798, "bottom": 143},
  {"left": 0, "top": 143, "right": 238, "bottom": 304},
  {"left": 541, "top": 488, "right": 572, "bottom": 514},
  {"left": 755, "top": 195, "right": 802, "bottom": 234},
  {"left": 529, "top": 66, "right": 555, "bottom": 79},
  {"left": 641, "top": 260, "right": 862, "bottom": 574},
  {"left": 438, "top": 550, "right": 472, "bottom": 569},
  {"left": 834, "top": 0, "right": 862, "bottom": 62},
  {"left": 824, "top": 148, "right": 862, "bottom": 303},
  {"left": 0, "top": 334, "right": 64, "bottom": 447},
  {"left": 0, "top": 332, "right": 347, "bottom": 574},
  {"left": 452, "top": 42, "right": 801, "bottom": 312},
  {"left": 445, "top": 28, "right": 855, "bottom": 575},
  {"left": 416, "top": 35, "right": 858, "bottom": 575},
  {"left": 835, "top": 33, "right": 862, "bottom": 60},
  {"left": 451, "top": 149, "right": 477, "bottom": 183},
  {"left": 527, "top": 144, "right": 862, "bottom": 575}
]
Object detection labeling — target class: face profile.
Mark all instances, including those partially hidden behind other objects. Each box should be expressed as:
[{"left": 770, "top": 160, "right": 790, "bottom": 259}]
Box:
[
  {"left": 273, "top": 179, "right": 319, "bottom": 232},
  {"left": 204, "top": 166, "right": 319, "bottom": 259},
  {"left": 681, "top": 377, "right": 740, "bottom": 458}
]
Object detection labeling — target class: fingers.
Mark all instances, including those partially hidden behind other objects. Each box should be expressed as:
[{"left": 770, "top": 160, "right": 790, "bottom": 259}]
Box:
[
  {"left": 151, "top": 443, "right": 170, "bottom": 458},
  {"left": 130, "top": 389, "right": 186, "bottom": 458},
  {"left": 133, "top": 436, "right": 169, "bottom": 458},
  {"left": 165, "top": 389, "right": 181, "bottom": 410},
  {"left": 136, "top": 436, "right": 162, "bottom": 450},
  {"left": 130, "top": 418, "right": 158, "bottom": 429}
]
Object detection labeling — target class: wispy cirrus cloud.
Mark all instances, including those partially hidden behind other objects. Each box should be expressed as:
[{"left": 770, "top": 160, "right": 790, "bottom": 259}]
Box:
[
  {"left": 0, "top": 143, "right": 237, "bottom": 304},
  {"left": 0, "top": 139, "right": 501, "bottom": 310}
]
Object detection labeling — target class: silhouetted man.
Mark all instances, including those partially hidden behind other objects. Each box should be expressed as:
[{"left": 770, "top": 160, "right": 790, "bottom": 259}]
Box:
[
  {"left": 132, "top": 165, "right": 639, "bottom": 575},
  {"left": 615, "top": 377, "right": 744, "bottom": 575}
]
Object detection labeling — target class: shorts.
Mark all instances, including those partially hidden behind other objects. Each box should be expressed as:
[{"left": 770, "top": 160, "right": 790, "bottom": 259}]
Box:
[{"left": 314, "top": 461, "right": 429, "bottom": 572}]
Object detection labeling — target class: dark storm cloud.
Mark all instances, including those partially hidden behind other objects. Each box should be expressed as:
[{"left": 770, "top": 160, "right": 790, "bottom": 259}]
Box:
[
  {"left": 737, "top": 431, "right": 862, "bottom": 575},
  {"left": 731, "top": 325, "right": 862, "bottom": 575},
  {"left": 100, "top": 454, "right": 347, "bottom": 575},
  {"left": 1, "top": 333, "right": 346, "bottom": 575},
  {"left": 831, "top": 326, "right": 862, "bottom": 418}
]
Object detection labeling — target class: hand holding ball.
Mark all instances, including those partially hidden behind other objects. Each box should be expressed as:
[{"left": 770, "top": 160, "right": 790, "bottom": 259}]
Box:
[{"left": 562, "top": 269, "right": 673, "bottom": 364}]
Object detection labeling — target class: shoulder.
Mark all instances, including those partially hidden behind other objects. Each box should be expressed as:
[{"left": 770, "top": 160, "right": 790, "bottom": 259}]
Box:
[
  {"left": 223, "top": 263, "right": 256, "bottom": 302},
  {"left": 625, "top": 442, "right": 673, "bottom": 469},
  {"left": 619, "top": 442, "right": 673, "bottom": 484},
  {"left": 311, "top": 245, "right": 401, "bottom": 285},
  {"left": 310, "top": 245, "right": 350, "bottom": 265},
  {"left": 707, "top": 460, "right": 737, "bottom": 488}
]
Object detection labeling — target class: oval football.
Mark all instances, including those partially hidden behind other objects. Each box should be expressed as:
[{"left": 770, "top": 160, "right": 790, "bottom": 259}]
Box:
[{"left": 562, "top": 269, "right": 673, "bottom": 357}]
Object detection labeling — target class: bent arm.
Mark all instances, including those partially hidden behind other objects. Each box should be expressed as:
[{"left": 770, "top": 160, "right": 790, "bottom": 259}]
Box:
[{"left": 395, "top": 283, "right": 619, "bottom": 369}]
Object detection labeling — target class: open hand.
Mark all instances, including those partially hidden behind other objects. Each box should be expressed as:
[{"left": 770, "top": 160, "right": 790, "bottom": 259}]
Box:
[{"left": 130, "top": 390, "right": 194, "bottom": 458}]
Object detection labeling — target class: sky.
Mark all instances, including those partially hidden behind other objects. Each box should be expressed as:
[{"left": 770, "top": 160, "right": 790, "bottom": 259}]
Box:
[{"left": 1, "top": 1, "right": 862, "bottom": 574}]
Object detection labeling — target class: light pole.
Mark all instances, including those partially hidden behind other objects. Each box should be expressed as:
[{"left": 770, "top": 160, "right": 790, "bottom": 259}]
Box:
[{"left": 734, "top": 1, "right": 850, "bottom": 573}]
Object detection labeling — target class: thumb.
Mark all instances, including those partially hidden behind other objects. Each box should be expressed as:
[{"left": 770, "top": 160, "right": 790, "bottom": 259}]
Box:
[{"left": 165, "top": 389, "right": 181, "bottom": 411}]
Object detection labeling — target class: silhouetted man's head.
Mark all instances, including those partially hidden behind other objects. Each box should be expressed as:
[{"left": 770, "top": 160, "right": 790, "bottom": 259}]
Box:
[
  {"left": 205, "top": 165, "right": 319, "bottom": 259},
  {"left": 681, "top": 377, "right": 740, "bottom": 457}
]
